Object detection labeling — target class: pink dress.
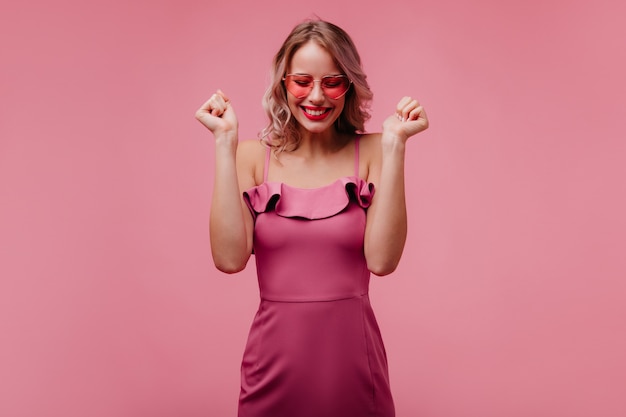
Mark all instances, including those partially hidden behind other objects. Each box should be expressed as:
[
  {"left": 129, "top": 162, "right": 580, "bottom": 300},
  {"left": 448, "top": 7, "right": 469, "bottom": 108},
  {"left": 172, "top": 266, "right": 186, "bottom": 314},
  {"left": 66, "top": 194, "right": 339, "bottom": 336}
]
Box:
[{"left": 239, "top": 137, "right": 395, "bottom": 417}]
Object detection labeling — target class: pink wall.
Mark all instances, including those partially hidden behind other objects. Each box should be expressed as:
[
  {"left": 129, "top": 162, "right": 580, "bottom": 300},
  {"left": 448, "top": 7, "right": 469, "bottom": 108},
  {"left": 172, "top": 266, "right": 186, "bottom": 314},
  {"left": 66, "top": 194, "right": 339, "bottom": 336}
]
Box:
[{"left": 2, "top": 1, "right": 625, "bottom": 416}]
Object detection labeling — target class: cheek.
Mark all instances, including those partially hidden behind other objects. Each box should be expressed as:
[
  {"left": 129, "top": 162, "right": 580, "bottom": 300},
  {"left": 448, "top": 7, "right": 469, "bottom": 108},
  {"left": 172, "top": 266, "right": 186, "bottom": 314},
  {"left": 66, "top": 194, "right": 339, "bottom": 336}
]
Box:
[
  {"left": 332, "top": 100, "right": 346, "bottom": 119},
  {"left": 287, "top": 96, "right": 301, "bottom": 113},
  {"left": 336, "top": 100, "right": 345, "bottom": 114}
]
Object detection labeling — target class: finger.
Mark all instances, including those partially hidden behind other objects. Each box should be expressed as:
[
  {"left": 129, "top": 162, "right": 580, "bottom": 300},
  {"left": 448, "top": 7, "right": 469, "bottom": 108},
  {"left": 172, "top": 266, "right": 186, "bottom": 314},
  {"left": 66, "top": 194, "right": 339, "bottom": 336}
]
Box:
[
  {"left": 395, "top": 97, "right": 412, "bottom": 119},
  {"left": 215, "top": 90, "right": 235, "bottom": 115},
  {"left": 197, "top": 95, "right": 216, "bottom": 112},
  {"left": 398, "top": 98, "right": 419, "bottom": 121},
  {"left": 216, "top": 89, "right": 230, "bottom": 104},
  {"left": 214, "top": 90, "right": 233, "bottom": 115},
  {"left": 201, "top": 93, "right": 228, "bottom": 117},
  {"left": 408, "top": 105, "right": 425, "bottom": 121},
  {"left": 396, "top": 96, "right": 412, "bottom": 110},
  {"left": 202, "top": 90, "right": 230, "bottom": 108},
  {"left": 403, "top": 99, "right": 420, "bottom": 121},
  {"left": 196, "top": 96, "right": 217, "bottom": 121}
]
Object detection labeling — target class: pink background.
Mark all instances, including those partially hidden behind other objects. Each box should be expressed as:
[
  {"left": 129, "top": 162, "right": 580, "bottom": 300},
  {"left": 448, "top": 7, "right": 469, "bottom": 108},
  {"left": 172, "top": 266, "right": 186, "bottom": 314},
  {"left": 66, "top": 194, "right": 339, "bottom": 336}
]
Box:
[{"left": 2, "top": 0, "right": 625, "bottom": 416}]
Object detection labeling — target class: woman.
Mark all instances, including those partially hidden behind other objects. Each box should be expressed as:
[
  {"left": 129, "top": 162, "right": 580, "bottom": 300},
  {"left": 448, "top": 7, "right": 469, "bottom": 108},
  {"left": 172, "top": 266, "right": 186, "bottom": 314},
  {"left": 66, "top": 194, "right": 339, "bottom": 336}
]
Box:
[{"left": 196, "top": 19, "right": 428, "bottom": 417}]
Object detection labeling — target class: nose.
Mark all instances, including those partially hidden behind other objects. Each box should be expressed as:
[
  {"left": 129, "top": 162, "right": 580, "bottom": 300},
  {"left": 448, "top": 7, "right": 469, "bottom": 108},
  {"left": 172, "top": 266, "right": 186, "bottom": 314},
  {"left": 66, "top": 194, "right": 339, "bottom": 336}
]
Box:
[{"left": 308, "top": 80, "right": 325, "bottom": 102}]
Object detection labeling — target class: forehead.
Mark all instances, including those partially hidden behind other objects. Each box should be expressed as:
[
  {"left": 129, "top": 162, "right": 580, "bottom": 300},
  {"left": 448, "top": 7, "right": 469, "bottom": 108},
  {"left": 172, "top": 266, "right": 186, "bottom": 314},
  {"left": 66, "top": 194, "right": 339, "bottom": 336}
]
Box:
[{"left": 288, "top": 41, "right": 341, "bottom": 74}]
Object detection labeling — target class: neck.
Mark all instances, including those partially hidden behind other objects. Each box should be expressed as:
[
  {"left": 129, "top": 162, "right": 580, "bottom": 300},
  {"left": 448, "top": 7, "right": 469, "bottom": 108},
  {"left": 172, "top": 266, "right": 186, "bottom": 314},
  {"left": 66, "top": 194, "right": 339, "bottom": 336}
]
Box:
[{"left": 295, "top": 127, "right": 351, "bottom": 156}]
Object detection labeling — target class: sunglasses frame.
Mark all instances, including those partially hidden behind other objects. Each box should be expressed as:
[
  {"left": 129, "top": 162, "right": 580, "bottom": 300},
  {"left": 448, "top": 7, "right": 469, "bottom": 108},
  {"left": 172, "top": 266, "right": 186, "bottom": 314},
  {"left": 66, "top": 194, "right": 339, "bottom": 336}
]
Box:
[{"left": 282, "top": 74, "right": 352, "bottom": 100}]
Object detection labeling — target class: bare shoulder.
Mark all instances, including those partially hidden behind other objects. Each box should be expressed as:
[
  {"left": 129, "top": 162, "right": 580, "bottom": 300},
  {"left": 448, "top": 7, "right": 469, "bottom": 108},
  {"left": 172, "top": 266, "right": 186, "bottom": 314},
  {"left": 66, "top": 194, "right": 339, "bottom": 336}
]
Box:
[
  {"left": 359, "top": 132, "right": 383, "bottom": 163},
  {"left": 359, "top": 132, "right": 382, "bottom": 152},
  {"left": 358, "top": 133, "right": 382, "bottom": 183},
  {"left": 237, "top": 139, "right": 267, "bottom": 186},
  {"left": 238, "top": 138, "right": 266, "bottom": 158}
]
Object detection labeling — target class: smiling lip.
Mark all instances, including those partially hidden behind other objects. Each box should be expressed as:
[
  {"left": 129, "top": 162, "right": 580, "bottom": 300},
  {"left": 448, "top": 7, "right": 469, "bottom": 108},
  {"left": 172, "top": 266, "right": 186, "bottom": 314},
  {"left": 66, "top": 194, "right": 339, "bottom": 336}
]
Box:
[{"left": 301, "top": 106, "right": 332, "bottom": 121}]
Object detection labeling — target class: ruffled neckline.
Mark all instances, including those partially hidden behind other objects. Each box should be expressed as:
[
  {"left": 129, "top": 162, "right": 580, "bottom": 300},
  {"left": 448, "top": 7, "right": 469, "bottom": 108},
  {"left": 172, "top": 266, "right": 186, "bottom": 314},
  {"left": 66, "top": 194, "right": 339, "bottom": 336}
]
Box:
[{"left": 243, "top": 176, "right": 374, "bottom": 220}]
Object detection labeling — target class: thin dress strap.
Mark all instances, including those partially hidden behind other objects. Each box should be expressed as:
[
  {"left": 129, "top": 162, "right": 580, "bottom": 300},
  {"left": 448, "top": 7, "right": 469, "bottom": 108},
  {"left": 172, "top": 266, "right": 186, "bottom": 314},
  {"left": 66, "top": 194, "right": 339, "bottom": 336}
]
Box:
[
  {"left": 264, "top": 146, "right": 271, "bottom": 182},
  {"left": 354, "top": 135, "right": 361, "bottom": 177}
]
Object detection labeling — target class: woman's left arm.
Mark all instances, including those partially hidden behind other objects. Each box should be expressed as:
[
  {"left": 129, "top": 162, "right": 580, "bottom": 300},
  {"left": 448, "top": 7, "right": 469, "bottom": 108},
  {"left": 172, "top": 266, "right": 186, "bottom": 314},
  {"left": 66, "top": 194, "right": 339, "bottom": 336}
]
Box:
[{"left": 364, "top": 97, "right": 429, "bottom": 276}]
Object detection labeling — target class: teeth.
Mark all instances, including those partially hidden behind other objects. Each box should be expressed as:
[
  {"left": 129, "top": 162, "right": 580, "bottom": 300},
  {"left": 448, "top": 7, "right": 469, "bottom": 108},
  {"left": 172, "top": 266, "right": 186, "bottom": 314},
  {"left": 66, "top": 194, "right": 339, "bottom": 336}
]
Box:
[{"left": 305, "top": 108, "right": 326, "bottom": 116}]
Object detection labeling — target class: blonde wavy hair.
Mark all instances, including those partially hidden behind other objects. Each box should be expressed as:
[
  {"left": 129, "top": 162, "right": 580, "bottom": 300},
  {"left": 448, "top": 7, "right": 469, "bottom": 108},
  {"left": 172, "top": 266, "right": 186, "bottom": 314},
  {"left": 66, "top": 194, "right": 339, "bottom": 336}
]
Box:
[{"left": 259, "top": 19, "right": 373, "bottom": 153}]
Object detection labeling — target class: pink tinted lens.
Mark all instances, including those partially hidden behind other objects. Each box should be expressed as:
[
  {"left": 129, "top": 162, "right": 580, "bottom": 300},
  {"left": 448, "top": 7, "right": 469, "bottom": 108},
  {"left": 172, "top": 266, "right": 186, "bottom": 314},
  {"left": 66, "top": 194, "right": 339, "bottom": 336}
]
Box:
[
  {"left": 285, "top": 75, "right": 313, "bottom": 98},
  {"left": 321, "top": 76, "right": 350, "bottom": 99}
]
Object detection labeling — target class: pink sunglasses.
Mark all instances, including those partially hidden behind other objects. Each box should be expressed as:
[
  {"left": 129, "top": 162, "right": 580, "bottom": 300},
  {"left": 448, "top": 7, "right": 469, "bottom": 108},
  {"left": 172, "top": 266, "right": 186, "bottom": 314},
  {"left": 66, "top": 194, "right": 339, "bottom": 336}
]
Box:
[{"left": 283, "top": 74, "right": 352, "bottom": 99}]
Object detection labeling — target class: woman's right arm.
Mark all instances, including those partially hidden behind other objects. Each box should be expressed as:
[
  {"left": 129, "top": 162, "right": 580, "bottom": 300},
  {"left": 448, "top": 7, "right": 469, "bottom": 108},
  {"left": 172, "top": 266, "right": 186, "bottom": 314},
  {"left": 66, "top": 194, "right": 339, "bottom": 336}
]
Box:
[{"left": 195, "top": 91, "right": 256, "bottom": 273}]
